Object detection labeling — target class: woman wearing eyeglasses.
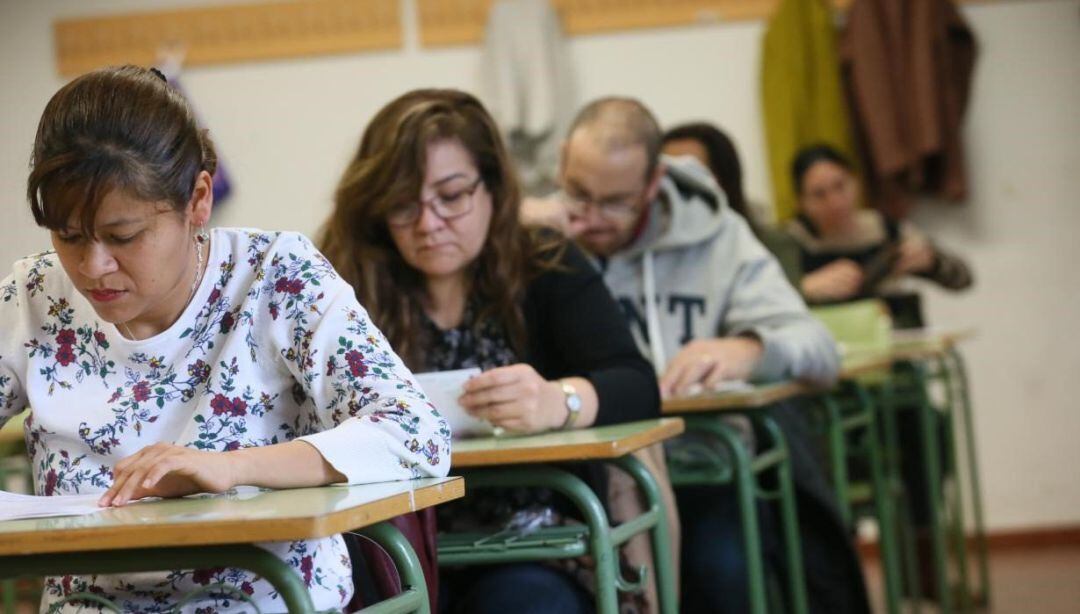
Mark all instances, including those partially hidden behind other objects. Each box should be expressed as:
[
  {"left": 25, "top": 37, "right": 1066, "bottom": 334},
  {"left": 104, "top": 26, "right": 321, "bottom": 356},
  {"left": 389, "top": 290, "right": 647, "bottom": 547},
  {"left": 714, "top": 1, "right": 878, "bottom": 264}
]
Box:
[{"left": 319, "top": 89, "right": 659, "bottom": 613}]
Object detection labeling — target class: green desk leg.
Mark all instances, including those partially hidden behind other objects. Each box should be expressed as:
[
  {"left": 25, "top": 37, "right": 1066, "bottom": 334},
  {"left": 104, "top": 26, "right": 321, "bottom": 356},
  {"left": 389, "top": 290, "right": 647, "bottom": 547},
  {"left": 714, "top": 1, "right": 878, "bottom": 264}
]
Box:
[
  {"left": 1, "top": 580, "right": 14, "bottom": 614},
  {"left": 355, "top": 522, "right": 430, "bottom": 614},
  {"left": 609, "top": 454, "right": 677, "bottom": 614},
  {"left": 0, "top": 545, "right": 316, "bottom": 613},
  {"left": 680, "top": 415, "right": 769, "bottom": 614},
  {"left": 448, "top": 467, "right": 620, "bottom": 613},
  {"left": 935, "top": 355, "right": 972, "bottom": 612},
  {"left": 946, "top": 348, "right": 991, "bottom": 607},
  {"left": 2, "top": 455, "right": 34, "bottom": 614},
  {"left": 821, "top": 394, "right": 854, "bottom": 528},
  {"left": 756, "top": 415, "right": 809, "bottom": 614},
  {"left": 850, "top": 383, "right": 903, "bottom": 614},
  {"left": 875, "top": 378, "right": 924, "bottom": 612},
  {"left": 904, "top": 361, "right": 954, "bottom": 614}
]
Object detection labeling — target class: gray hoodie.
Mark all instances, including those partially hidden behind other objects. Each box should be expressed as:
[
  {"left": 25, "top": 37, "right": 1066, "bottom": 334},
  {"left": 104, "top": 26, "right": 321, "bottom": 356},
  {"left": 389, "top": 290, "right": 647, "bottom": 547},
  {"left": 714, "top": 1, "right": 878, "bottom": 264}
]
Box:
[{"left": 596, "top": 156, "right": 840, "bottom": 386}]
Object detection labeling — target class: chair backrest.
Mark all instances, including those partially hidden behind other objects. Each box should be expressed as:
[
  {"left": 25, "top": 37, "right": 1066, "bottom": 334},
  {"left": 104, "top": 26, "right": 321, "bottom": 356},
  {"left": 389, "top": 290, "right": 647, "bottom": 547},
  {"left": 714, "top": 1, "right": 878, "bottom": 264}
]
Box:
[{"left": 811, "top": 299, "right": 893, "bottom": 357}]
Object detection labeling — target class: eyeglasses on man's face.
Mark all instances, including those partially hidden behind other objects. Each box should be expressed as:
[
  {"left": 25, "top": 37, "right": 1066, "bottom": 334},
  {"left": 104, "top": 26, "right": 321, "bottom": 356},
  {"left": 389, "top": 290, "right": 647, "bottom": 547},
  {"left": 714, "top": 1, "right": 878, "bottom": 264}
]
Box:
[
  {"left": 387, "top": 177, "right": 485, "bottom": 228},
  {"left": 557, "top": 185, "right": 644, "bottom": 220}
]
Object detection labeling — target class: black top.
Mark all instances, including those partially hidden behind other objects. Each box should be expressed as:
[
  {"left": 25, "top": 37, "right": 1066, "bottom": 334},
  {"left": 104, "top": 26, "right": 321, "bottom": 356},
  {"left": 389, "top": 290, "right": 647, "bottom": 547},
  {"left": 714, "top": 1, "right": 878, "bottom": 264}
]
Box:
[
  {"left": 787, "top": 211, "right": 973, "bottom": 327},
  {"left": 521, "top": 241, "right": 660, "bottom": 427},
  {"left": 422, "top": 240, "right": 659, "bottom": 427},
  {"left": 429, "top": 240, "right": 659, "bottom": 532}
]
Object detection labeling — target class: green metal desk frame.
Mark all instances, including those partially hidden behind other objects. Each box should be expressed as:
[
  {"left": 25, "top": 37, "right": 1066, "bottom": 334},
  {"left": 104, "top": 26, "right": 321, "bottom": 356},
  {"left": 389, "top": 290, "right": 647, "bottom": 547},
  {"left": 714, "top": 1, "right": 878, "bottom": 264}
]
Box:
[
  {"left": 813, "top": 381, "right": 904, "bottom": 614},
  {"left": 438, "top": 453, "right": 676, "bottom": 614},
  {"left": 665, "top": 411, "right": 809, "bottom": 614},
  {"left": 886, "top": 351, "right": 989, "bottom": 614},
  {"left": 0, "top": 521, "right": 428, "bottom": 614}
]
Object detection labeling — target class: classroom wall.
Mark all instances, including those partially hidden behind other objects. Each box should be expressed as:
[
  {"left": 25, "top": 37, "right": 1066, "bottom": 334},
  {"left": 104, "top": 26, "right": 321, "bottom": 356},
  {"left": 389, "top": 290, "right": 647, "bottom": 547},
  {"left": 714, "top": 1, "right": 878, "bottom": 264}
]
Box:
[{"left": 1, "top": 0, "right": 1077, "bottom": 531}]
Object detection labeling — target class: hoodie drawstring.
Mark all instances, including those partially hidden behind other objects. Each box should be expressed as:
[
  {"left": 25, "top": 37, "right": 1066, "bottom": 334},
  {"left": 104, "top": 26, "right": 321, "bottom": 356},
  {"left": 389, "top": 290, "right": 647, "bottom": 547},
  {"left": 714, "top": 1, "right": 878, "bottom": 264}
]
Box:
[{"left": 642, "top": 249, "right": 666, "bottom": 374}]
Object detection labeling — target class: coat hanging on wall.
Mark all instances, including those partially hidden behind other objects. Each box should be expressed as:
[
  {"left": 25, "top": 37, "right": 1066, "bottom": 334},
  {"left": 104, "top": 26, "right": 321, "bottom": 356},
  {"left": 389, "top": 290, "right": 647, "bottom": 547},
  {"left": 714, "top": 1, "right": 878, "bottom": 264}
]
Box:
[
  {"left": 761, "top": 0, "right": 859, "bottom": 223},
  {"left": 480, "top": 0, "right": 576, "bottom": 196},
  {"left": 841, "top": 0, "right": 978, "bottom": 219}
]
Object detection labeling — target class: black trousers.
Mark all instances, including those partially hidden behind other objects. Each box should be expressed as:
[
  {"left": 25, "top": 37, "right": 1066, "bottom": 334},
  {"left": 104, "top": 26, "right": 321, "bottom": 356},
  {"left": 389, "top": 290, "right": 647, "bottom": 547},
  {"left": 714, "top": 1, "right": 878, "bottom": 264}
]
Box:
[{"left": 677, "top": 401, "right": 872, "bottom": 614}]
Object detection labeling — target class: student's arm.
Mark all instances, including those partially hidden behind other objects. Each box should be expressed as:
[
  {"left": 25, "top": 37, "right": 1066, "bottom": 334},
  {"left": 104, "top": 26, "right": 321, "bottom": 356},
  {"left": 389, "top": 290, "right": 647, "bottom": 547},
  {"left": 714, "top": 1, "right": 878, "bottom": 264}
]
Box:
[
  {"left": 0, "top": 275, "right": 27, "bottom": 429},
  {"left": 539, "top": 242, "right": 660, "bottom": 426},
  {"left": 101, "top": 235, "right": 451, "bottom": 505},
  {"left": 720, "top": 218, "right": 841, "bottom": 387},
  {"left": 462, "top": 242, "right": 660, "bottom": 432},
  {"left": 800, "top": 259, "right": 864, "bottom": 303},
  {"left": 273, "top": 236, "right": 451, "bottom": 484},
  {"left": 895, "top": 224, "right": 974, "bottom": 290}
]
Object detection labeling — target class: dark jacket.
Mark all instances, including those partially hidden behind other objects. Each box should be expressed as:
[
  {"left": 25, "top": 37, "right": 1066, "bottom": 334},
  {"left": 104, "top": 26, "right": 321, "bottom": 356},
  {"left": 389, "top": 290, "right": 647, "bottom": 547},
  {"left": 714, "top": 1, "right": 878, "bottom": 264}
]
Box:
[{"left": 841, "top": 0, "right": 978, "bottom": 218}]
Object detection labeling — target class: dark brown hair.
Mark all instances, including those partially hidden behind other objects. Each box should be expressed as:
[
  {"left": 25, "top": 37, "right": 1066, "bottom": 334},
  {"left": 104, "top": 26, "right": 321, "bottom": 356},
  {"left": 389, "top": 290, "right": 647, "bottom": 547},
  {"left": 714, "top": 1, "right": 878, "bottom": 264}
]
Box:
[
  {"left": 663, "top": 122, "right": 749, "bottom": 219},
  {"left": 792, "top": 143, "right": 853, "bottom": 197},
  {"left": 319, "top": 89, "right": 556, "bottom": 370},
  {"left": 27, "top": 65, "right": 217, "bottom": 236}
]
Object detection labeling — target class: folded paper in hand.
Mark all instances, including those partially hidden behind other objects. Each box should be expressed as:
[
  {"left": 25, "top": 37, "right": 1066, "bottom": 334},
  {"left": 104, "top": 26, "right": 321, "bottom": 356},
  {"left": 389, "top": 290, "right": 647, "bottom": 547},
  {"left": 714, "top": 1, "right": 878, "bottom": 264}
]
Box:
[{"left": 415, "top": 368, "right": 495, "bottom": 438}]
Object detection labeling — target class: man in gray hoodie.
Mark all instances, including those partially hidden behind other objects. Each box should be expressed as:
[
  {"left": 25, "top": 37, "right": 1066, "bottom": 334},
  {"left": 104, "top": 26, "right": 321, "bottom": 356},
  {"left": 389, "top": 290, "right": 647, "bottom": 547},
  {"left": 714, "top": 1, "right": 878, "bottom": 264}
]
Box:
[{"left": 523, "top": 97, "right": 870, "bottom": 614}]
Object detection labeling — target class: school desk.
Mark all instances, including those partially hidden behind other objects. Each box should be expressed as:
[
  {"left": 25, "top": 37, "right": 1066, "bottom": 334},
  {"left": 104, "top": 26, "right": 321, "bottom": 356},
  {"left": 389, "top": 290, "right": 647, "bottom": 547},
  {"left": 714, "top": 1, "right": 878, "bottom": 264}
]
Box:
[
  {"left": 441, "top": 418, "right": 683, "bottom": 614},
  {"left": 661, "top": 380, "right": 809, "bottom": 614},
  {"left": 0, "top": 477, "right": 464, "bottom": 614},
  {"left": 882, "top": 327, "right": 986, "bottom": 613}
]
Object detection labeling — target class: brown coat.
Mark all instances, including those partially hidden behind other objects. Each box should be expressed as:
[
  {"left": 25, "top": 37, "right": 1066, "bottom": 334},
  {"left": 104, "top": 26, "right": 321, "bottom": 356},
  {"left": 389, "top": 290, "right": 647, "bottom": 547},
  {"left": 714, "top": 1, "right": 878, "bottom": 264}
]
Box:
[{"left": 841, "top": 0, "right": 978, "bottom": 218}]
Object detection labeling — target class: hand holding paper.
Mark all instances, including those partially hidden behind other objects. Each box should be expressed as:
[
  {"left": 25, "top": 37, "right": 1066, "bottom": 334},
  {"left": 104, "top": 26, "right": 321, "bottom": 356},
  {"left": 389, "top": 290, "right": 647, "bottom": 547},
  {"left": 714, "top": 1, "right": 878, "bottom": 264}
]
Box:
[{"left": 415, "top": 368, "right": 495, "bottom": 438}]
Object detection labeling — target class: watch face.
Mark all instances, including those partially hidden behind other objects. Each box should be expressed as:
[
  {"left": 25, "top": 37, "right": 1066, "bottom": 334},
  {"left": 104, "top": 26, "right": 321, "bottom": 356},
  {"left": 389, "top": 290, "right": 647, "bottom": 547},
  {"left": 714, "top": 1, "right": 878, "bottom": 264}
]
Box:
[{"left": 567, "top": 394, "right": 582, "bottom": 412}]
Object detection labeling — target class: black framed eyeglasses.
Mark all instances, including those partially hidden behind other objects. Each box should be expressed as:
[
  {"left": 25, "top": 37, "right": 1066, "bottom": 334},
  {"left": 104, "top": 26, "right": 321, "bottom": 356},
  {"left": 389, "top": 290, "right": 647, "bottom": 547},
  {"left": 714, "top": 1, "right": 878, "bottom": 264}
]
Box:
[{"left": 387, "top": 177, "right": 485, "bottom": 228}]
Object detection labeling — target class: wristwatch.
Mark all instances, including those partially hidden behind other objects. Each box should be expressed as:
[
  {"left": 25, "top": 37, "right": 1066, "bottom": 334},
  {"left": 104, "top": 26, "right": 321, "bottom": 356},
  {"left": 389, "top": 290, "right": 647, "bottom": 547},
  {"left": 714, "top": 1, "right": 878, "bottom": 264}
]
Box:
[{"left": 559, "top": 380, "right": 582, "bottom": 430}]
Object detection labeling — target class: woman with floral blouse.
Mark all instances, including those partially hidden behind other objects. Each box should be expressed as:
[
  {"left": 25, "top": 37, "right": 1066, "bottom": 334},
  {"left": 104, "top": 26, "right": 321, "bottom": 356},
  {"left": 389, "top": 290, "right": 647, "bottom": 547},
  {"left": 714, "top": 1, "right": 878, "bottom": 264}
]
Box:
[{"left": 0, "top": 66, "right": 448, "bottom": 612}]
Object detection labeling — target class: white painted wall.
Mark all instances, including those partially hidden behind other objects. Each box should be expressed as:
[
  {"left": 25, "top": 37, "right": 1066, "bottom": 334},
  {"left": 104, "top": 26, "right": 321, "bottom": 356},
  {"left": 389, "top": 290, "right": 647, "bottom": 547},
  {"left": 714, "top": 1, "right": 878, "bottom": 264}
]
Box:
[{"left": 1, "top": 0, "right": 1077, "bottom": 530}]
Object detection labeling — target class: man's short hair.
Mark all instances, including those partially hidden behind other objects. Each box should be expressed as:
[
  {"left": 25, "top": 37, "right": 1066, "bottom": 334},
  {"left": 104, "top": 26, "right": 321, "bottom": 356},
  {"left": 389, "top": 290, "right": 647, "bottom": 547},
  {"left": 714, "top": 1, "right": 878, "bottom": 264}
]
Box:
[{"left": 567, "top": 97, "right": 662, "bottom": 177}]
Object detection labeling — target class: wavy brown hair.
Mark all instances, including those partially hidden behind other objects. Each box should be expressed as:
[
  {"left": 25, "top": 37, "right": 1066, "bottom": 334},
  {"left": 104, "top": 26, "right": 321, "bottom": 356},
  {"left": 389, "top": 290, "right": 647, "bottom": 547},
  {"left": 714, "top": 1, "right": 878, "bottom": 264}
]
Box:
[{"left": 319, "top": 89, "right": 557, "bottom": 370}]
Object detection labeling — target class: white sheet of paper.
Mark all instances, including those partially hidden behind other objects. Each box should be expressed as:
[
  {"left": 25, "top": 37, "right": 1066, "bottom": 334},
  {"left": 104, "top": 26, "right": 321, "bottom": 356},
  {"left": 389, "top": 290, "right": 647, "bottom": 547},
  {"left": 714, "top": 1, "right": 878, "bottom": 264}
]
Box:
[
  {"left": 414, "top": 368, "right": 495, "bottom": 438},
  {"left": 0, "top": 490, "right": 106, "bottom": 522},
  {"left": 681, "top": 379, "right": 755, "bottom": 397}
]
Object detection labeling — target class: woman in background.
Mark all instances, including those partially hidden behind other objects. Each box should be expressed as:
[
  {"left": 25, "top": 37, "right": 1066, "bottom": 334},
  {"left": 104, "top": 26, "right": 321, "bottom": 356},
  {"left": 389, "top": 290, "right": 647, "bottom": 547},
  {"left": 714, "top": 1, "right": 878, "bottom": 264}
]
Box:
[
  {"left": 788, "top": 144, "right": 974, "bottom": 598},
  {"left": 320, "top": 89, "right": 660, "bottom": 614},
  {"left": 787, "top": 144, "right": 972, "bottom": 327}
]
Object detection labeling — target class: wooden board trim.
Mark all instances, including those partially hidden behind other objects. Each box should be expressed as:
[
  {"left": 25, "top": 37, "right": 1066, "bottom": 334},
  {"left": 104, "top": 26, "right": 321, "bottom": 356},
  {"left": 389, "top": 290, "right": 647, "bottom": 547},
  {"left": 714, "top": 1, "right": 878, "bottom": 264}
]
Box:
[
  {"left": 0, "top": 477, "right": 463, "bottom": 556},
  {"left": 858, "top": 524, "right": 1080, "bottom": 558},
  {"left": 54, "top": 0, "right": 402, "bottom": 77},
  {"left": 418, "top": 0, "right": 1006, "bottom": 48},
  {"left": 451, "top": 418, "right": 684, "bottom": 468}
]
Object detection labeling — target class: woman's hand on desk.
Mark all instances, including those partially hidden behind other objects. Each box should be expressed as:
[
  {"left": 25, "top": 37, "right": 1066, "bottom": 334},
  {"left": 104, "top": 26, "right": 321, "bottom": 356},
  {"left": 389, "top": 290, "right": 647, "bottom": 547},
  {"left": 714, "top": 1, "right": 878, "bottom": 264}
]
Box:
[
  {"left": 99, "top": 443, "right": 237, "bottom": 507},
  {"left": 660, "top": 337, "right": 764, "bottom": 399}
]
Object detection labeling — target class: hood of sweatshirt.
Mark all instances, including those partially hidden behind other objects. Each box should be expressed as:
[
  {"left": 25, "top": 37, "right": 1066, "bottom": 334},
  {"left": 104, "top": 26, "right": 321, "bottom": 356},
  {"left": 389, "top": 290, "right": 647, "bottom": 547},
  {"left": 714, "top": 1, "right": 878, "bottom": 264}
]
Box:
[{"left": 616, "top": 155, "right": 733, "bottom": 260}]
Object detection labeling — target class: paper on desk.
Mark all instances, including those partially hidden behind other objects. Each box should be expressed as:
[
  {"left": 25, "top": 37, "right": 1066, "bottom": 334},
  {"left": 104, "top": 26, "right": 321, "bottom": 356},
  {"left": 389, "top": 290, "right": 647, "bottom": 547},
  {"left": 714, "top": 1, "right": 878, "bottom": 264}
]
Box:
[
  {"left": 415, "top": 368, "right": 495, "bottom": 438},
  {"left": 0, "top": 490, "right": 106, "bottom": 522},
  {"left": 681, "top": 379, "right": 754, "bottom": 397}
]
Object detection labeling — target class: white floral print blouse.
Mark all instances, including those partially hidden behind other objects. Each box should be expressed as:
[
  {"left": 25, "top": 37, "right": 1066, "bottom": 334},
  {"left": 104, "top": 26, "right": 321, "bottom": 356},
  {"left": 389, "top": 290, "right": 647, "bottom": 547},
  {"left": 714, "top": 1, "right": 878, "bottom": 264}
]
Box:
[{"left": 0, "top": 228, "right": 451, "bottom": 613}]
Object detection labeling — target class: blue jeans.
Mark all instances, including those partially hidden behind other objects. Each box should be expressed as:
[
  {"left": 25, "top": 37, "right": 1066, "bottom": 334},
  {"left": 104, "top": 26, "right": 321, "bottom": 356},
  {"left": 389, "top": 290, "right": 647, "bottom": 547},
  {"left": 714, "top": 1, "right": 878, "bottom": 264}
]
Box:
[
  {"left": 440, "top": 563, "right": 593, "bottom": 614},
  {"left": 677, "top": 484, "right": 777, "bottom": 614}
]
